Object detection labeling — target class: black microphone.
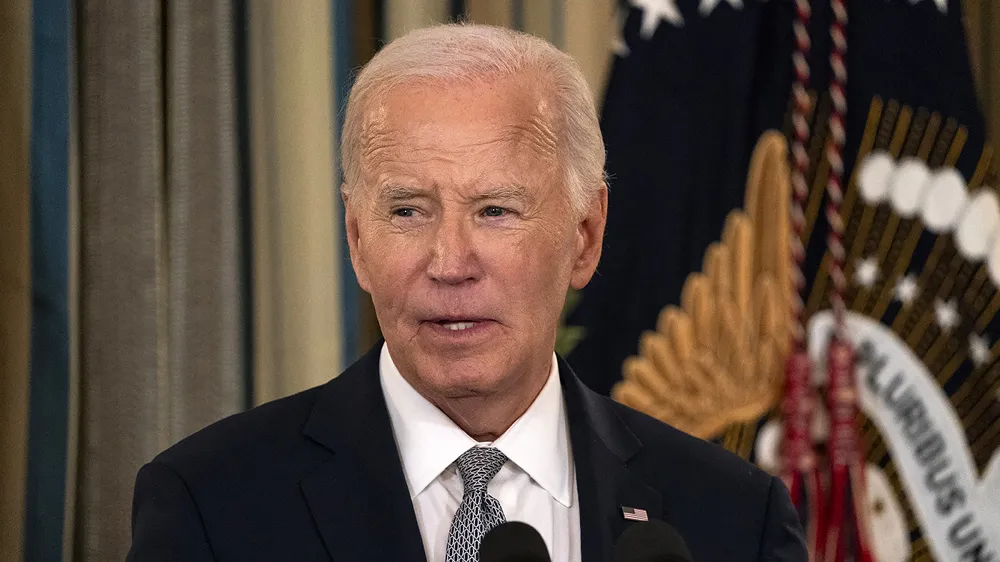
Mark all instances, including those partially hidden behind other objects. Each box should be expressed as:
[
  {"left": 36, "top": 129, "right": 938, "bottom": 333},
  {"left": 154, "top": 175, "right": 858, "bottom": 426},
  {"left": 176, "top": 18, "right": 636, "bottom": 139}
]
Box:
[
  {"left": 479, "top": 521, "right": 552, "bottom": 562},
  {"left": 613, "top": 519, "right": 694, "bottom": 562}
]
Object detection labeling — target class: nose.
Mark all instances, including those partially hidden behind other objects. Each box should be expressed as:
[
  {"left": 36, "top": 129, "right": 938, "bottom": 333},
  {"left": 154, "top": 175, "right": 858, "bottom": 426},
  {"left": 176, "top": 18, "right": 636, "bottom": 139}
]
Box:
[{"left": 427, "top": 214, "right": 481, "bottom": 285}]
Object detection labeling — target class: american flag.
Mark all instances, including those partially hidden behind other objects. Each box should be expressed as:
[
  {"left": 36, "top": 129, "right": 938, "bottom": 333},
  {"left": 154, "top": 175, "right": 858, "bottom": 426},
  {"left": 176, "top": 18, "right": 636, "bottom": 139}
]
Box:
[{"left": 621, "top": 506, "right": 648, "bottom": 522}]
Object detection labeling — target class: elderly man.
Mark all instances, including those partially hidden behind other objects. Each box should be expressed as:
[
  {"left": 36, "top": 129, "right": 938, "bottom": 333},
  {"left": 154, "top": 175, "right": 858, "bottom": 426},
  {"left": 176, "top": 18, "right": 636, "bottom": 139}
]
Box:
[{"left": 128, "top": 24, "right": 806, "bottom": 562}]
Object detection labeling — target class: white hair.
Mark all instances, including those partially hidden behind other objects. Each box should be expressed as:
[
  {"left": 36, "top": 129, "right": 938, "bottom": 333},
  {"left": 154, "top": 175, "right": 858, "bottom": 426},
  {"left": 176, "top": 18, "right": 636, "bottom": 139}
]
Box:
[{"left": 340, "top": 23, "right": 605, "bottom": 216}]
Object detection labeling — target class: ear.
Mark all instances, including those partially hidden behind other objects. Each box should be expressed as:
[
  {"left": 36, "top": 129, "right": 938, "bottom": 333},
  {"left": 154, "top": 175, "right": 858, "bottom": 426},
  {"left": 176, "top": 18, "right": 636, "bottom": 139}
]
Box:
[
  {"left": 343, "top": 185, "right": 372, "bottom": 293},
  {"left": 569, "top": 182, "right": 608, "bottom": 290}
]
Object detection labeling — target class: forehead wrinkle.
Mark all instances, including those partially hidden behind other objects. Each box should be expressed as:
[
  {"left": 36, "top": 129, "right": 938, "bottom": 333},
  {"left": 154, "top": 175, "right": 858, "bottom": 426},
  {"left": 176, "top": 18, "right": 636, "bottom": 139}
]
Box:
[
  {"left": 359, "top": 102, "right": 389, "bottom": 144},
  {"left": 511, "top": 122, "right": 558, "bottom": 163},
  {"left": 370, "top": 122, "right": 510, "bottom": 167},
  {"left": 362, "top": 136, "right": 403, "bottom": 172},
  {"left": 359, "top": 79, "right": 563, "bottom": 196},
  {"left": 370, "top": 131, "right": 529, "bottom": 178},
  {"left": 359, "top": 103, "right": 395, "bottom": 169},
  {"left": 504, "top": 109, "right": 560, "bottom": 165}
]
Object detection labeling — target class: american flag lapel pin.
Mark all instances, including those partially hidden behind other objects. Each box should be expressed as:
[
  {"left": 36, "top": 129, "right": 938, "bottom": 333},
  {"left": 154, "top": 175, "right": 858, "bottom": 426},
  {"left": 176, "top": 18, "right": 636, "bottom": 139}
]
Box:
[{"left": 621, "top": 506, "right": 648, "bottom": 522}]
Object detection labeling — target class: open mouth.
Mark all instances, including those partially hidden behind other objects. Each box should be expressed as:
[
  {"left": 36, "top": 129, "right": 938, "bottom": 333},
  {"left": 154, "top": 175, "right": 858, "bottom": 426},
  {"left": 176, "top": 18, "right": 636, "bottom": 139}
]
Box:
[
  {"left": 439, "top": 321, "right": 477, "bottom": 331},
  {"left": 424, "top": 317, "right": 493, "bottom": 334},
  {"left": 421, "top": 318, "right": 496, "bottom": 344}
]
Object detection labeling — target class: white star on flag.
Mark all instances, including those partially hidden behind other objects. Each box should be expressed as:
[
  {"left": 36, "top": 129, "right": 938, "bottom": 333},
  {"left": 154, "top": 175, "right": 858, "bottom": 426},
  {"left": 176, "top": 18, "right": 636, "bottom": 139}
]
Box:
[
  {"left": 893, "top": 274, "right": 919, "bottom": 305},
  {"left": 699, "top": 0, "right": 743, "bottom": 16},
  {"left": 631, "top": 0, "right": 684, "bottom": 38},
  {"left": 854, "top": 257, "right": 880, "bottom": 288},
  {"left": 909, "top": 0, "right": 948, "bottom": 14},
  {"left": 968, "top": 333, "right": 992, "bottom": 367},
  {"left": 934, "top": 298, "right": 960, "bottom": 331}
]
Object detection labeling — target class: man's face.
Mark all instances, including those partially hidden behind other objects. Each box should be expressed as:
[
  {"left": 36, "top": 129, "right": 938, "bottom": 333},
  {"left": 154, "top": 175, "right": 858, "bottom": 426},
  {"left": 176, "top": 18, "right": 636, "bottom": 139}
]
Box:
[{"left": 345, "top": 74, "right": 605, "bottom": 402}]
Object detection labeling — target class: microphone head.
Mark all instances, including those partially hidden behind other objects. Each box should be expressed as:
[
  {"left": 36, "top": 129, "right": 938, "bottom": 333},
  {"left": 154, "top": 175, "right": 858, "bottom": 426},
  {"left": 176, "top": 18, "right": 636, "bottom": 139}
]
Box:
[
  {"left": 479, "top": 521, "right": 551, "bottom": 562},
  {"left": 613, "top": 519, "right": 694, "bottom": 562}
]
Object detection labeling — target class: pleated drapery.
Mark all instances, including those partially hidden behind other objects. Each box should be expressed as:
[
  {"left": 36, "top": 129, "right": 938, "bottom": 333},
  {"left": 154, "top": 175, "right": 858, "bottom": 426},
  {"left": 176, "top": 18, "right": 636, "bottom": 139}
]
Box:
[
  {"left": 247, "top": 0, "right": 343, "bottom": 405},
  {"left": 0, "top": 0, "right": 32, "bottom": 560},
  {"left": 383, "top": 0, "right": 616, "bottom": 103},
  {"left": 74, "top": 2, "right": 245, "bottom": 558}
]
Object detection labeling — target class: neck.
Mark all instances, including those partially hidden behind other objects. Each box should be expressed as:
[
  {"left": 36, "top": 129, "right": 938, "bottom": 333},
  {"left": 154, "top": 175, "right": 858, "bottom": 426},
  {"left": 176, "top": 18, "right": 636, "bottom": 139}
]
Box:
[
  {"left": 439, "top": 389, "right": 541, "bottom": 442},
  {"left": 421, "top": 362, "right": 551, "bottom": 442}
]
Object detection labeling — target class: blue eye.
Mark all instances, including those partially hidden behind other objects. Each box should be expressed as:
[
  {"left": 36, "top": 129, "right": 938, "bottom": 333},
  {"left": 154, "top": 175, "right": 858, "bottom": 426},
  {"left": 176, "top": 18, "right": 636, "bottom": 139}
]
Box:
[
  {"left": 393, "top": 208, "right": 416, "bottom": 218},
  {"left": 483, "top": 206, "right": 506, "bottom": 217}
]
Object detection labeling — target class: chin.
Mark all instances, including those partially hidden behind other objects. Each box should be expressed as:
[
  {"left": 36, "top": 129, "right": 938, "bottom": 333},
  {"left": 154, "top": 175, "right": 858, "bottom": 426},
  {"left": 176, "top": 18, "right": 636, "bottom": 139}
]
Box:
[{"left": 418, "top": 356, "right": 512, "bottom": 398}]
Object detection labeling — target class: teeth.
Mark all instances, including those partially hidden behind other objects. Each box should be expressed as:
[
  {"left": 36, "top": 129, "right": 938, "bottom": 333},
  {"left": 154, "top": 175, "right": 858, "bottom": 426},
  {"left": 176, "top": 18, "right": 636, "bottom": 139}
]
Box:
[{"left": 443, "top": 322, "right": 476, "bottom": 331}]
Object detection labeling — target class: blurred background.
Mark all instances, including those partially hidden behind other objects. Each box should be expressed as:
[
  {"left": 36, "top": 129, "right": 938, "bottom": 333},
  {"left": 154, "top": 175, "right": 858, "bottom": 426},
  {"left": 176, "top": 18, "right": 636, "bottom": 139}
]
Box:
[{"left": 1, "top": 0, "right": 999, "bottom": 560}]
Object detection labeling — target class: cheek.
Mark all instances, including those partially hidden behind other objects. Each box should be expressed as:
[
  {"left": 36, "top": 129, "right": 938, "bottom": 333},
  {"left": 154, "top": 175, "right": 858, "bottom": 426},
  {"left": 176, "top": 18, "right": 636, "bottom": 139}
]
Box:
[
  {"left": 359, "top": 227, "right": 423, "bottom": 304},
  {"left": 480, "top": 230, "right": 575, "bottom": 300}
]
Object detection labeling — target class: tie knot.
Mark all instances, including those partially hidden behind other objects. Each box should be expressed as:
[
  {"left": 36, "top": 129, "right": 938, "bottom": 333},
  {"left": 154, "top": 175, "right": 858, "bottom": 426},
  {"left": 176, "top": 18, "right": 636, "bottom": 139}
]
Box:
[{"left": 455, "top": 447, "right": 507, "bottom": 493}]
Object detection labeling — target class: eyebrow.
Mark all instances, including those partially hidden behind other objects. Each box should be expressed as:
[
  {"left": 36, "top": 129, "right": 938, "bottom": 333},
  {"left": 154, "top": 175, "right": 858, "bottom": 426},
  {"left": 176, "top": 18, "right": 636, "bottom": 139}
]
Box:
[
  {"left": 378, "top": 185, "right": 429, "bottom": 203},
  {"left": 376, "top": 184, "right": 529, "bottom": 204},
  {"left": 468, "top": 184, "right": 528, "bottom": 203}
]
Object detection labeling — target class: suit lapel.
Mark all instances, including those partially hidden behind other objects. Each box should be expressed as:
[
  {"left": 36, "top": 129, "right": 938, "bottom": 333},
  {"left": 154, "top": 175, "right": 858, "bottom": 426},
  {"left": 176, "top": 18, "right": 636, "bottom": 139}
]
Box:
[
  {"left": 296, "top": 348, "right": 661, "bottom": 562},
  {"left": 560, "top": 357, "right": 663, "bottom": 562},
  {"left": 299, "top": 346, "right": 427, "bottom": 562}
]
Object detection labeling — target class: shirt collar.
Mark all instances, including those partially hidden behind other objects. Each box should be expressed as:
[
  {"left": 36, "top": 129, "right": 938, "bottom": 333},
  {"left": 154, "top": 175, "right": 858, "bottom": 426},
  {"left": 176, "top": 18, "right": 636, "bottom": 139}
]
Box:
[{"left": 379, "top": 343, "right": 574, "bottom": 507}]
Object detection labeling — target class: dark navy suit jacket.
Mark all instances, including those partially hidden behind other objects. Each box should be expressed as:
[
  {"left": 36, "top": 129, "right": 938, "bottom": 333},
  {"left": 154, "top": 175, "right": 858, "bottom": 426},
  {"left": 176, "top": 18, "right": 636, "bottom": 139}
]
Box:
[{"left": 127, "top": 344, "right": 807, "bottom": 561}]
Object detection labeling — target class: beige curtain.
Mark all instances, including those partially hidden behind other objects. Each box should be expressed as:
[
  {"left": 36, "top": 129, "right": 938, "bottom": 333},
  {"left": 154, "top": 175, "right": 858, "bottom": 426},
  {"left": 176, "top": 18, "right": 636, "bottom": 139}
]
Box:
[
  {"left": 74, "top": 1, "right": 245, "bottom": 558},
  {"left": 561, "top": 0, "right": 617, "bottom": 102},
  {"left": 466, "top": 0, "right": 513, "bottom": 28},
  {"left": 0, "top": 1, "right": 32, "bottom": 560},
  {"left": 396, "top": 0, "right": 617, "bottom": 102},
  {"left": 385, "top": 0, "right": 448, "bottom": 40},
  {"left": 476, "top": 1, "right": 618, "bottom": 102},
  {"left": 247, "top": 0, "right": 342, "bottom": 405}
]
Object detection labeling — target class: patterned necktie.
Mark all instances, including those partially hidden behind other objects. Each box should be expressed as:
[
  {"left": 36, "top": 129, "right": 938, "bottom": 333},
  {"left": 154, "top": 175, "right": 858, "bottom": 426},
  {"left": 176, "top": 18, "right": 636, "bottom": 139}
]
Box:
[{"left": 445, "top": 446, "right": 509, "bottom": 562}]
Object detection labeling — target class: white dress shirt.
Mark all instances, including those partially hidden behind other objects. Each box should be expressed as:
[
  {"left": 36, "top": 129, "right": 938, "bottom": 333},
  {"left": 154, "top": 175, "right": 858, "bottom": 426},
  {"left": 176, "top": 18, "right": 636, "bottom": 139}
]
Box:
[{"left": 379, "top": 344, "right": 581, "bottom": 562}]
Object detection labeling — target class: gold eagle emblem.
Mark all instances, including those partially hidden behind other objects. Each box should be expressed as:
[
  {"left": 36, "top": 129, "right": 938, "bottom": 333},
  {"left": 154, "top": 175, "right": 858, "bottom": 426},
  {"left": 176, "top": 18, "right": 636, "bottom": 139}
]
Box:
[{"left": 611, "top": 131, "right": 794, "bottom": 440}]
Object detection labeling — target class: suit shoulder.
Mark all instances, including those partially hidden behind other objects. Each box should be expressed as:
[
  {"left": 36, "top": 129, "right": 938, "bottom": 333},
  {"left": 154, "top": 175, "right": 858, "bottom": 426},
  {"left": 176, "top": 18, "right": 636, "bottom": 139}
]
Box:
[
  {"left": 608, "top": 398, "right": 772, "bottom": 489},
  {"left": 152, "top": 384, "right": 326, "bottom": 473}
]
